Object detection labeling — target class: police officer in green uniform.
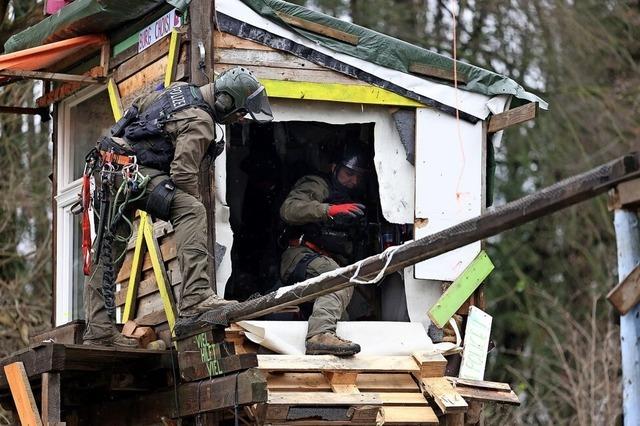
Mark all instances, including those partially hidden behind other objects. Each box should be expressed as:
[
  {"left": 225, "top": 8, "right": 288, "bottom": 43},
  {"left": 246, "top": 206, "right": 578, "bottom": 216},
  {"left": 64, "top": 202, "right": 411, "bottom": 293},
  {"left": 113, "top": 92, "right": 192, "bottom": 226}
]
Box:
[
  {"left": 83, "top": 67, "right": 273, "bottom": 347},
  {"left": 280, "top": 146, "right": 369, "bottom": 356}
]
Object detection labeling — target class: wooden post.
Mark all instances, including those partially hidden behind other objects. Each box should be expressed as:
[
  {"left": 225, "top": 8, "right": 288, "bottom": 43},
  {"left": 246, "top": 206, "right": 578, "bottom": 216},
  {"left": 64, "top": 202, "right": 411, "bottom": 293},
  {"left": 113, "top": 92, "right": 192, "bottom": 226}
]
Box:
[
  {"left": 41, "top": 372, "right": 64, "bottom": 426},
  {"left": 189, "top": 0, "right": 218, "bottom": 292},
  {"left": 613, "top": 210, "right": 640, "bottom": 425}
]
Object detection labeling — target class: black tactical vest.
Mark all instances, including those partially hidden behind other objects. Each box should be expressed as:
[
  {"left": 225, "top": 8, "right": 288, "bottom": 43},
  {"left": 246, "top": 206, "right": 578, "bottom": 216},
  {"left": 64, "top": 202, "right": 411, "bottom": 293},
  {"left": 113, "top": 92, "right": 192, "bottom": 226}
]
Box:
[
  {"left": 112, "top": 84, "right": 216, "bottom": 172},
  {"left": 293, "top": 175, "right": 366, "bottom": 260}
]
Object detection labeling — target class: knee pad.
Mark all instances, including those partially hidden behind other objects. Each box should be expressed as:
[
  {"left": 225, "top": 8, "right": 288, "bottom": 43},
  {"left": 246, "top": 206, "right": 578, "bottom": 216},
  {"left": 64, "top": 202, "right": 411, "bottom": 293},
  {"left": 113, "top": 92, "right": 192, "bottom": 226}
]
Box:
[{"left": 145, "top": 179, "right": 176, "bottom": 221}]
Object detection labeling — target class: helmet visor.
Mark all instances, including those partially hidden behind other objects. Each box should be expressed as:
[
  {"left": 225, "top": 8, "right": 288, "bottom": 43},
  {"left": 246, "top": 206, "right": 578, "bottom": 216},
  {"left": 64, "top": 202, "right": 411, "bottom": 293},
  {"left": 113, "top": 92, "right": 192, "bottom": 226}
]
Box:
[{"left": 245, "top": 86, "right": 273, "bottom": 123}]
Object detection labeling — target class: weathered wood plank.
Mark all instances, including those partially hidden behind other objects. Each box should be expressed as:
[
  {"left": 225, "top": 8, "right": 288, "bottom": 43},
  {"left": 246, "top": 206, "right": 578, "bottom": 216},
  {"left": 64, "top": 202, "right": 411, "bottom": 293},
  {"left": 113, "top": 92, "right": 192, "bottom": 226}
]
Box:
[
  {"left": 409, "top": 62, "right": 468, "bottom": 84},
  {"left": 215, "top": 48, "right": 325, "bottom": 70},
  {"left": 179, "top": 351, "right": 258, "bottom": 382},
  {"left": 608, "top": 177, "right": 640, "bottom": 210},
  {"left": 422, "top": 377, "right": 468, "bottom": 413},
  {"left": 267, "top": 391, "right": 380, "bottom": 405},
  {"left": 428, "top": 251, "right": 494, "bottom": 328},
  {"left": 117, "top": 56, "right": 168, "bottom": 105},
  {"left": 454, "top": 385, "right": 520, "bottom": 405},
  {"left": 257, "top": 355, "right": 420, "bottom": 374},
  {"left": 3, "top": 362, "right": 43, "bottom": 426},
  {"left": 113, "top": 35, "right": 171, "bottom": 83},
  {"left": 275, "top": 11, "right": 359, "bottom": 45},
  {"left": 487, "top": 102, "right": 538, "bottom": 134},
  {"left": 445, "top": 376, "right": 512, "bottom": 391},
  {"left": 412, "top": 352, "right": 447, "bottom": 378},
  {"left": 115, "top": 266, "right": 181, "bottom": 307},
  {"left": 0, "top": 69, "right": 104, "bottom": 84},
  {"left": 86, "top": 368, "right": 267, "bottom": 425},
  {"left": 607, "top": 263, "right": 640, "bottom": 315},
  {"left": 215, "top": 62, "right": 364, "bottom": 85},
  {"left": 116, "top": 234, "right": 177, "bottom": 282},
  {"left": 214, "top": 31, "right": 274, "bottom": 51},
  {"left": 382, "top": 406, "right": 439, "bottom": 425},
  {"left": 266, "top": 372, "right": 419, "bottom": 392},
  {"left": 41, "top": 372, "right": 62, "bottom": 426}
]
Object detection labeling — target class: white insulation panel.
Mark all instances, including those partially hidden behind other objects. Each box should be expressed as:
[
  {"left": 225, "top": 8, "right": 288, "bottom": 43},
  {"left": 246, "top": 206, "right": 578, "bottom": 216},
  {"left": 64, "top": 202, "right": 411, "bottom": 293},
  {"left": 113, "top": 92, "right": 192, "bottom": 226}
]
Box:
[{"left": 414, "top": 107, "right": 483, "bottom": 281}]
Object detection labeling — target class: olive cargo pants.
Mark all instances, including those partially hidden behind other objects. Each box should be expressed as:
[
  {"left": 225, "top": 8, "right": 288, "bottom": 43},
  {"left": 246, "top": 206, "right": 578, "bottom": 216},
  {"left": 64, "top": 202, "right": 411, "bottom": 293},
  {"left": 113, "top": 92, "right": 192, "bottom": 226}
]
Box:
[
  {"left": 280, "top": 246, "right": 353, "bottom": 339},
  {"left": 83, "top": 171, "right": 215, "bottom": 340}
]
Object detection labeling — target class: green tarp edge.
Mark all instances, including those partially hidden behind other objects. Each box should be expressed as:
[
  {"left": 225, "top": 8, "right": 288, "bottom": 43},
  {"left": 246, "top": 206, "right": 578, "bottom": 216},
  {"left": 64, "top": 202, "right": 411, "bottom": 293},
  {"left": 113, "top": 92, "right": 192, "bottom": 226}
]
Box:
[
  {"left": 240, "top": 0, "right": 547, "bottom": 107},
  {"left": 4, "top": 0, "right": 168, "bottom": 53}
]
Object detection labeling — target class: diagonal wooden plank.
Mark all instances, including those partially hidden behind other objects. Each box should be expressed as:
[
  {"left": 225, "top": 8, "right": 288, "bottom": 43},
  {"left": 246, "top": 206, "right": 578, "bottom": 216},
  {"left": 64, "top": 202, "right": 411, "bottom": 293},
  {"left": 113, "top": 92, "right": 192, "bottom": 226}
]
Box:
[
  {"left": 428, "top": 251, "right": 494, "bottom": 328},
  {"left": 607, "top": 263, "right": 640, "bottom": 315},
  {"left": 4, "top": 362, "right": 43, "bottom": 426},
  {"left": 422, "top": 377, "right": 468, "bottom": 413}
]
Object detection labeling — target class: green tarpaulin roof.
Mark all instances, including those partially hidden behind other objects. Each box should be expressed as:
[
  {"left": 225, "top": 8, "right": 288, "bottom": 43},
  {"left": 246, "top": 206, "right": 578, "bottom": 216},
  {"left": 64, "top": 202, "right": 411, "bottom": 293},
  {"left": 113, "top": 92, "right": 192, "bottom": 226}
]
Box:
[
  {"left": 238, "top": 0, "right": 546, "bottom": 107},
  {"left": 5, "top": 0, "right": 546, "bottom": 108}
]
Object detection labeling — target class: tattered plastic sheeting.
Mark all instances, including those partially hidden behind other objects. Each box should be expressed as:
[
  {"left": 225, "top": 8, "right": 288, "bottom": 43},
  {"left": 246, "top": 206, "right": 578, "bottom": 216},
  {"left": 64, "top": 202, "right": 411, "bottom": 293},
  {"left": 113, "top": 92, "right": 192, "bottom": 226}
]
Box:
[
  {"left": 269, "top": 99, "right": 415, "bottom": 224},
  {"left": 237, "top": 320, "right": 437, "bottom": 355},
  {"left": 414, "top": 107, "right": 483, "bottom": 281},
  {"left": 218, "top": 0, "right": 494, "bottom": 120}
]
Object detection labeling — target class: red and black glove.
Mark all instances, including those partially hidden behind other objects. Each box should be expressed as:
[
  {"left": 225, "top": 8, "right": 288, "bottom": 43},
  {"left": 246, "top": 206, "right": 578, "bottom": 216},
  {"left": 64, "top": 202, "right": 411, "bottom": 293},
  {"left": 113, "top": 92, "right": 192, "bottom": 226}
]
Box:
[{"left": 328, "top": 203, "right": 366, "bottom": 220}]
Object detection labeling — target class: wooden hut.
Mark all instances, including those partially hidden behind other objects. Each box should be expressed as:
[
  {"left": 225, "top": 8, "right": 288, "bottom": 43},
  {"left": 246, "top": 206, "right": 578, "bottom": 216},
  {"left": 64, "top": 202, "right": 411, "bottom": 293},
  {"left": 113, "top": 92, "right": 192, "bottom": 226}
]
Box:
[{"left": 0, "top": 0, "right": 545, "bottom": 424}]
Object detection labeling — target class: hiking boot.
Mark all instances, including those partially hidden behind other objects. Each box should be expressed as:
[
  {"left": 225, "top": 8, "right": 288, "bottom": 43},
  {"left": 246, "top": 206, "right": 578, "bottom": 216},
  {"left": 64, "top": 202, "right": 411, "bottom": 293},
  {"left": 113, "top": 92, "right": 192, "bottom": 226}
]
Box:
[
  {"left": 179, "top": 294, "right": 239, "bottom": 318},
  {"left": 83, "top": 332, "right": 139, "bottom": 349},
  {"left": 305, "top": 332, "right": 361, "bottom": 356}
]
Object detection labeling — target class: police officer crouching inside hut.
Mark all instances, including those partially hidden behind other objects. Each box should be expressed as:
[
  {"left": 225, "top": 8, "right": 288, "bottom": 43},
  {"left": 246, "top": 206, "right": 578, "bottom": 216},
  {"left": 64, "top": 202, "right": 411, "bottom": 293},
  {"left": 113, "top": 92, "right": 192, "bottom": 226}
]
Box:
[
  {"left": 280, "top": 145, "right": 370, "bottom": 356},
  {"left": 82, "top": 67, "right": 273, "bottom": 348}
]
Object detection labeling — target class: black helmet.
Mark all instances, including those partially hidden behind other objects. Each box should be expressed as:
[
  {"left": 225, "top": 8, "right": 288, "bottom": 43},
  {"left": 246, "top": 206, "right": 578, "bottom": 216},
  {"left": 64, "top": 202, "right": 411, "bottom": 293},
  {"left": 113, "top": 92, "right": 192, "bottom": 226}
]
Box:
[
  {"left": 332, "top": 144, "right": 369, "bottom": 195},
  {"left": 201, "top": 67, "right": 273, "bottom": 124}
]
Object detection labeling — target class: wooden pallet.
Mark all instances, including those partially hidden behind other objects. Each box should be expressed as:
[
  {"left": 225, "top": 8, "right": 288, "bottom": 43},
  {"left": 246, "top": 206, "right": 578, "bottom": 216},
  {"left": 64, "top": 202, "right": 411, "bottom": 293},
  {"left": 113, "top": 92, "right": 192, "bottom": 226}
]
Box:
[{"left": 253, "top": 354, "right": 442, "bottom": 425}]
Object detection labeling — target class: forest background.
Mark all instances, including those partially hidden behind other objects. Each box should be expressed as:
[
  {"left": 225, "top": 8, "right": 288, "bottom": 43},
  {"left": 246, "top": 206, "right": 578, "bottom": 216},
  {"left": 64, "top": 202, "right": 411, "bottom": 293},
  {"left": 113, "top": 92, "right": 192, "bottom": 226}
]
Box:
[{"left": 0, "top": 0, "right": 639, "bottom": 424}]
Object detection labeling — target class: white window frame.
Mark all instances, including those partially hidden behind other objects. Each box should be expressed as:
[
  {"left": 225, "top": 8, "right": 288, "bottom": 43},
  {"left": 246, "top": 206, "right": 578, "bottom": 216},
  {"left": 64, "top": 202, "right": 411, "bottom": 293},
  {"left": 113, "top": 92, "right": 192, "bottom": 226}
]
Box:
[{"left": 55, "top": 85, "right": 106, "bottom": 326}]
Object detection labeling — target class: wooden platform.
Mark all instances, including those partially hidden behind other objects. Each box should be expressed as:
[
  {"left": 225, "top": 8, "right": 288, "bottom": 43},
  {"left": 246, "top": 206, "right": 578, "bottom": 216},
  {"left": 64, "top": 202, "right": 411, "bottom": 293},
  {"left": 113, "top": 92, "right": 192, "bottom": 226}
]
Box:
[
  {"left": 0, "top": 339, "right": 519, "bottom": 425},
  {"left": 0, "top": 343, "right": 267, "bottom": 425}
]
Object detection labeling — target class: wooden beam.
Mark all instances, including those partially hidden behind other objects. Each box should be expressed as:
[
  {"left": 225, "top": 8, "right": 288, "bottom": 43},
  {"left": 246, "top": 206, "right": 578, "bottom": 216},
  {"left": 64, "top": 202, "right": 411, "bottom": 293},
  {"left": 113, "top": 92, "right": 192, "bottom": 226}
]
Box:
[
  {"left": 4, "top": 362, "right": 43, "bottom": 426},
  {"left": 0, "top": 106, "right": 49, "bottom": 118},
  {"left": 382, "top": 406, "right": 439, "bottom": 425},
  {"left": 421, "top": 377, "right": 468, "bottom": 414},
  {"left": 428, "top": 251, "right": 494, "bottom": 328},
  {"left": 607, "top": 263, "right": 640, "bottom": 315},
  {"left": 41, "top": 372, "right": 63, "bottom": 426},
  {"left": 35, "top": 67, "right": 105, "bottom": 107},
  {"left": 190, "top": 0, "right": 217, "bottom": 295},
  {"left": 267, "top": 391, "right": 380, "bottom": 405},
  {"left": 164, "top": 29, "right": 181, "bottom": 88},
  {"left": 257, "top": 355, "right": 421, "bottom": 374},
  {"left": 411, "top": 352, "right": 447, "bottom": 378},
  {"left": 409, "top": 62, "right": 467, "bottom": 84},
  {"left": 445, "top": 376, "right": 512, "bottom": 391},
  {"left": 99, "top": 41, "right": 111, "bottom": 77},
  {"left": 608, "top": 177, "right": 640, "bottom": 210},
  {"left": 0, "top": 69, "right": 105, "bottom": 84},
  {"left": 81, "top": 368, "right": 267, "bottom": 425},
  {"left": 266, "top": 372, "right": 419, "bottom": 392},
  {"left": 487, "top": 102, "right": 538, "bottom": 134},
  {"left": 275, "top": 11, "right": 359, "bottom": 45},
  {"left": 454, "top": 384, "right": 520, "bottom": 405},
  {"left": 176, "top": 153, "right": 640, "bottom": 334},
  {"left": 261, "top": 79, "right": 423, "bottom": 107}
]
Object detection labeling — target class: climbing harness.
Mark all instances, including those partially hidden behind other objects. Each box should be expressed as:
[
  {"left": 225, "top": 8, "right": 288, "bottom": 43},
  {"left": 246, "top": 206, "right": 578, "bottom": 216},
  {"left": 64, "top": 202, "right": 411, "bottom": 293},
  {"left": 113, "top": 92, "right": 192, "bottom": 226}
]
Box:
[{"left": 82, "top": 143, "right": 151, "bottom": 320}]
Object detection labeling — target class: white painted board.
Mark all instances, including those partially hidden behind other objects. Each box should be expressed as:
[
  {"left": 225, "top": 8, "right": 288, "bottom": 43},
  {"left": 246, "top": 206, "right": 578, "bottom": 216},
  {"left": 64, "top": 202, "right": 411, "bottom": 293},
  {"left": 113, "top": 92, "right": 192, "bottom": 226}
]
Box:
[
  {"left": 414, "top": 107, "right": 483, "bottom": 281},
  {"left": 459, "top": 306, "right": 492, "bottom": 380}
]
